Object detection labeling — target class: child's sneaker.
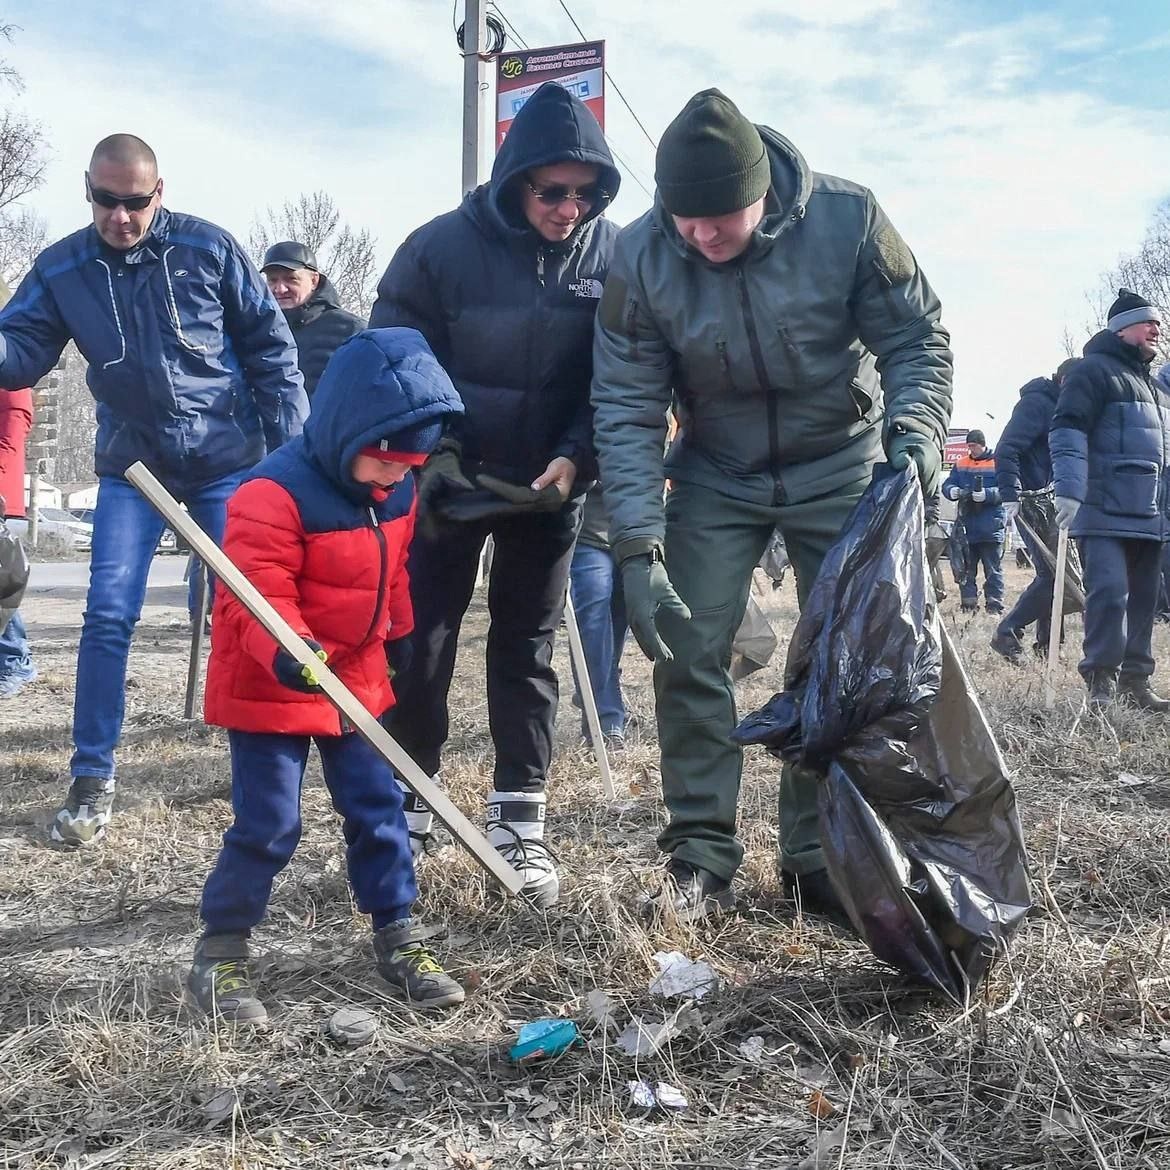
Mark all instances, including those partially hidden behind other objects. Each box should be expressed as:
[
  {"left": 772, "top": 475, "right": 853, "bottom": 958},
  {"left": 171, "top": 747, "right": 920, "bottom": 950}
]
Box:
[
  {"left": 187, "top": 933, "right": 269, "bottom": 1026},
  {"left": 373, "top": 920, "right": 465, "bottom": 1009}
]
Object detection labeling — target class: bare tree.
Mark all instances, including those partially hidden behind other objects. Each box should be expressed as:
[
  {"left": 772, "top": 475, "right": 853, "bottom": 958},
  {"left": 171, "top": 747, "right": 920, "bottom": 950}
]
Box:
[
  {"left": 0, "top": 204, "right": 46, "bottom": 285},
  {"left": 249, "top": 191, "right": 379, "bottom": 317},
  {"left": 1093, "top": 199, "right": 1170, "bottom": 363}
]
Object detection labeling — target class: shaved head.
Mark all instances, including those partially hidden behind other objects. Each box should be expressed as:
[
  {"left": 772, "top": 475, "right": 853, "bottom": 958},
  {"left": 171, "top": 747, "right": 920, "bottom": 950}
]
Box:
[{"left": 89, "top": 134, "right": 158, "bottom": 178}]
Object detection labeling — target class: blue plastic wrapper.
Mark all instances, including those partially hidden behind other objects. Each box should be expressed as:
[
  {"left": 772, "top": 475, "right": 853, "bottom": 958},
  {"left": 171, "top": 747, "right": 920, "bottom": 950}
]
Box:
[
  {"left": 509, "top": 1019, "right": 581, "bottom": 1063},
  {"left": 733, "top": 466, "right": 1033, "bottom": 1003}
]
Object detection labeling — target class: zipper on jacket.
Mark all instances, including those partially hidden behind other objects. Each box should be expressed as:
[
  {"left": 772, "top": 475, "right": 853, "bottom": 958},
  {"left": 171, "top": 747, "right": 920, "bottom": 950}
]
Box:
[
  {"left": 735, "top": 268, "right": 786, "bottom": 505},
  {"left": 537, "top": 248, "right": 546, "bottom": 288},
  {"left": 361, "top": 506, "right": 390, "bottom": 648}
]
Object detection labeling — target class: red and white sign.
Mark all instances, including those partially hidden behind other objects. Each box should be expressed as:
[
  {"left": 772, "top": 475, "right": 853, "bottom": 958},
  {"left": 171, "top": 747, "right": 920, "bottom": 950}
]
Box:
[
  {"left": 496, "top": 40, "right": 605, "bottom": 149},
  {"left": 944, "top": 427, "right": 972, "bottom": 468}
]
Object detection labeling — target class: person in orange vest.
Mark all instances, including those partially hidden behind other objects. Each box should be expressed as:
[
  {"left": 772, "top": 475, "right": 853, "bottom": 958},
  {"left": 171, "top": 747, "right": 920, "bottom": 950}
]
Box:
[{"left": 942, "top": 429, "right": 1006, "bottom": 613}]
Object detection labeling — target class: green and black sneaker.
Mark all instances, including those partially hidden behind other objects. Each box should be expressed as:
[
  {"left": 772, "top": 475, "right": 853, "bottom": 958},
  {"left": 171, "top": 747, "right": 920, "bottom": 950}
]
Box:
[
  {"left": 187, "top": 933, "right": 269, "bottom": 1026},
  {"left": 373, "top": 920, "right": 465, "bottom": 1010}
]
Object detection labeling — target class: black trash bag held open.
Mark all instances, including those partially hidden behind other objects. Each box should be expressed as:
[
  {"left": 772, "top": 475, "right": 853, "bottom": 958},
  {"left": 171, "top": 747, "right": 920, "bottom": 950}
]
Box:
[{"left": 733, "top": 467, "right": 1032, "bottom": 1003}]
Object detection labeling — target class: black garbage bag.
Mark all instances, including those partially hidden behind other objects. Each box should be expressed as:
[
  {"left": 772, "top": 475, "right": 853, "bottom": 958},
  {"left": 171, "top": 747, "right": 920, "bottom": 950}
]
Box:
[
  {"left": 732, "top": 466, "right": 1032, "bottom": 1003},
  {"left": 0, "top": 516, "right": 29, "bottom": 636}
]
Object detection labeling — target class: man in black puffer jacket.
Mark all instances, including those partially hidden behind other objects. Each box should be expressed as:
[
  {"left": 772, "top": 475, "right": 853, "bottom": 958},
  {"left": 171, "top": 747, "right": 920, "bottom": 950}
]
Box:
[
  {"left": 369, "top": 82, "right": 620, "bottom": 905},
  {"left": 262, "top": 241, "right": 366, "bottom": 398},
  {"left": 1051, "top": 289, "right": 1170, "bottom": 712}
]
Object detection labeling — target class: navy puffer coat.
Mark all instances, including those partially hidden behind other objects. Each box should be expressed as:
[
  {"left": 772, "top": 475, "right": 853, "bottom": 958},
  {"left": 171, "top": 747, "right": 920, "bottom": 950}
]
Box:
[
  {"left": 369, "top": 82, "right": 620, "bottom": 488},
  {"left": 1050, "top": 330, "right": 1170, "bottom": 541},
  {"left": 995, "top": 376, "right": 1061, "bottom": 500}
]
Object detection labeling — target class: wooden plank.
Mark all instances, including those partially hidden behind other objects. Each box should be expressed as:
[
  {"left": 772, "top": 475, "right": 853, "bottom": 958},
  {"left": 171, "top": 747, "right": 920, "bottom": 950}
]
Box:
[
  {"left": 1045, "top": 527, "right": 1070, "bottom": 711},
  {"left": 125, "top": 460, "right": 523, "bottom": 896},
  {"left": 563, "top": 593, "right": 616, "bottom": 800}
]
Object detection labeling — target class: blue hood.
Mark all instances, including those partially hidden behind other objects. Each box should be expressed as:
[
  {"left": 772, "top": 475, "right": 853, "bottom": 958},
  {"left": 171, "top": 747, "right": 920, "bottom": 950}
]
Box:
[
  {"left": 303, "top": 328, "right": 463, "bottom": 502},
  {"left": 474, "top": 81, "right": 620, "bottom": 241}
]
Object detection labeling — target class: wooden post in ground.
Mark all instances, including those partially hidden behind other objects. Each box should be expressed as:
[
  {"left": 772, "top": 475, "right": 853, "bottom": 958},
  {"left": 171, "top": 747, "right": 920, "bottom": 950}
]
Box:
[
  {"left": 563, "top": 593, "right": 616, "bottom": 800},
  {"left": 1045, "top": 527, "right": 1071, "bottom": 711},
  {"left": 126, "top": 461, "right": 523, "bottom": 896}
]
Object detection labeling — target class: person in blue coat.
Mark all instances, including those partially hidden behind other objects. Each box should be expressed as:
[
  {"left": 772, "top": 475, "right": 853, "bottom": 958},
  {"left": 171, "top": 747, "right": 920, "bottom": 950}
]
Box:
[
  {"left": 0, "top": 134, "right": 308, "bottom": 847},
  {"left": 942, "top": 429, "right": 1006, "bottom": 612},
  {"left": 1051, "top": 289, "right": 1170, "bottom": 712},
  {"left": 991, "top": 360, "right": 1081, "bottom": 660},
  {"left": 369, "top": 83, "right": 620, "bottom": 906}
]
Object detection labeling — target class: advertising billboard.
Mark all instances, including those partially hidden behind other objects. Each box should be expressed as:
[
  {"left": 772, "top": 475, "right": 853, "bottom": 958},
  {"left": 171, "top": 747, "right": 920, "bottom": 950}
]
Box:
[{"left": 496, "top": 40, "right": 605, "bottom": 149}]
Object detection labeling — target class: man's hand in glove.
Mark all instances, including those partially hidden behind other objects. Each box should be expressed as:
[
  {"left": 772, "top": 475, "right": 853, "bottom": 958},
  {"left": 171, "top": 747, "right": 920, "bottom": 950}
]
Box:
[
  {"left": 385, "top": 633, "right": 414, "bottom": 680},
  {"left": 1054, "top": 496, "right": 1081, "bottom": 530},
  {"left": 273, "top": 638, "right": 328, "bottom": 692},
  {"left": 885, "top": 427, "right": 942, "bottom": 498},
  {"left": 620, "top": 547, "right": 691, "bottom": 663}
]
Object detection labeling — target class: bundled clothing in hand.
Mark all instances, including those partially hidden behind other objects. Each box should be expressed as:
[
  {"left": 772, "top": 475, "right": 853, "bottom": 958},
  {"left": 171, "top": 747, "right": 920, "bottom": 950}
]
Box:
[{"left": 191, "top": 327, "right": 467, "bottom": 1022}]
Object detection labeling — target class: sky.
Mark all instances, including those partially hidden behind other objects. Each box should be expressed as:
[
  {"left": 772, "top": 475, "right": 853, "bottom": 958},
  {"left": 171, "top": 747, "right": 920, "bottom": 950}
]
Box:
[{"left": 6, "top": 0, "right": 1170, "bottom": 438}]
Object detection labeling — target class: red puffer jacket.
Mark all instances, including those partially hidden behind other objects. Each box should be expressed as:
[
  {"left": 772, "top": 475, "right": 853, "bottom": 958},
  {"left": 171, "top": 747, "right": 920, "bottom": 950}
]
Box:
[
  {"left": 204, "top": 476, "right": 414, "bottom": 735},
  {"left": 0, "top": 388, "right": 32, "bottom": 518}
]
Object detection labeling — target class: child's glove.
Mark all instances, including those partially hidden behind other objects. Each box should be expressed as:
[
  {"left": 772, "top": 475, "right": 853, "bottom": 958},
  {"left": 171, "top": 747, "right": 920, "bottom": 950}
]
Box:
[
  {"left": 385, "top": 633, "right": 414, "bottom": 680},
  {"left": 273, "top": 639, "right": 328, "bottom": 692}
]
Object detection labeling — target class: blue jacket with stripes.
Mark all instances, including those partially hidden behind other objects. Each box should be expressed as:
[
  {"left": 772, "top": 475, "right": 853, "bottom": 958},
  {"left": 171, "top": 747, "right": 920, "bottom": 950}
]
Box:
[{"left": 0, "top": 206, "right": 308, "bottom": 492}]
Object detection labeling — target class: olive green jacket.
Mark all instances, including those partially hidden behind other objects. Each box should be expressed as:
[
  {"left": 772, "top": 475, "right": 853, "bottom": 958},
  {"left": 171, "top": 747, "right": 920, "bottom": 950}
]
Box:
[{"left": 591, "top": 126, "right": 953, "bottom": 556}]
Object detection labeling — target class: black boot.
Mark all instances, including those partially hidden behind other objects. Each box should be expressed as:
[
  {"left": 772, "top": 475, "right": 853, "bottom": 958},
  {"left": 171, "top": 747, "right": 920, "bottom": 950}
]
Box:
[
  {"left": 187, "top": 933, "right": 268, "bottom": 1025},
  {"left": 990, "top": 628, "right": 1024, "bottom": 662},
  {"left": 1086, "top": 670, "right": 1117, "bottom": 713},
  {"left": 640, "top": 858, "right": 734, "bottom": 924},
  {"left": 1117, "top": 674, "right": 1170, "bottom": 713}
]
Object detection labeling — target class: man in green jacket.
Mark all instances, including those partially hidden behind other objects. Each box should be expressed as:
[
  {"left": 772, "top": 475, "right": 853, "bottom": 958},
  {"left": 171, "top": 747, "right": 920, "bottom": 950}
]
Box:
[{"left": 591, "top": 89, "right": 953, "bottom": 921}]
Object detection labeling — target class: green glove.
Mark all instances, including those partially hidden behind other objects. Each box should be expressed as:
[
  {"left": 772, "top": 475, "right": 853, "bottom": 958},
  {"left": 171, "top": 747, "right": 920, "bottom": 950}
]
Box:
[
  {"left": 885, "top": 428, "right": 942, "bottom": 497},
  {"left": 416, "top": 437, "right": 476, "bottom": 513},
  {"left": 475, "top": 473, "right": 563, "bottom": 513},
  {"left": 619, "top": 549, "right": 691, "bottom": 663}
]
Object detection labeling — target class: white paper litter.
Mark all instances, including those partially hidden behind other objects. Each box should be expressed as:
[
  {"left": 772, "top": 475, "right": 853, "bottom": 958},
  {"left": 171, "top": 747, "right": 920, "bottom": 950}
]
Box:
[
  {"left": 648, "top": 950, "right": 718, "bottom": 1000},
  {"left": 627, "top": 1080, "right": 689, "bottom": 1110}
]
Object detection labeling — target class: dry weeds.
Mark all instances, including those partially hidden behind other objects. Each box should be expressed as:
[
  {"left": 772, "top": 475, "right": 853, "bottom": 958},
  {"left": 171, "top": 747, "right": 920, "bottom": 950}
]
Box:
[{"left": 1, "top": 566, "right": 1168, "bottom": 1169}]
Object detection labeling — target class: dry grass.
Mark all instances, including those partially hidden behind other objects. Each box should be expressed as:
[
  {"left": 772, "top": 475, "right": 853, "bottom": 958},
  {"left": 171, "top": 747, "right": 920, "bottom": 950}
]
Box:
[{"left": 1, "top": 566, "right": 1169, "bottom": 1169}]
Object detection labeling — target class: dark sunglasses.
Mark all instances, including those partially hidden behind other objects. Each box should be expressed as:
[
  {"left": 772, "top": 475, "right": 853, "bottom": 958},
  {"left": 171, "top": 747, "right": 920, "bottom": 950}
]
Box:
[
  {"left": 525, "top": 179, "right": 611, "bottom": 210},
  {"left": 86, "top": 174, "right": 159, "bottom": 212}
]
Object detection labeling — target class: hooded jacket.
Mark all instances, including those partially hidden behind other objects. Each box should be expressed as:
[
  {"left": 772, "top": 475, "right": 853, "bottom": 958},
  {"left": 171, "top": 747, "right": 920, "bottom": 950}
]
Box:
[
  {"left": 283, "top": 274, "right": 366, "bottom": 398},
  {"left": 995, "top": 376, "right": 1062, "bottom": 501},
  {"left": 204, "top": 328, "right": 463, "bottom": 735},
  {"left": 0, "top": 207, "right": 308, "bottom": 493},
  {"left": 368, "top": 82, "right": 620, "bottom": 488},
  {"left": 1051, "top": 330, "right": 1170, "bottom": 541},
  {"left": 591, "top": 127, "right": 952, "bottom": 553},
  {"left": 943, "top": 449, "right": 1004, "bottom": 544}
]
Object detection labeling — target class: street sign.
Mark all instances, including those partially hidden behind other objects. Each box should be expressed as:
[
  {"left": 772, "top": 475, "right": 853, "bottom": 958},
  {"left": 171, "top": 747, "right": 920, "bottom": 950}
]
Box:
[{"left": 496, "top": 40, "right": 605, "bottom": 149}]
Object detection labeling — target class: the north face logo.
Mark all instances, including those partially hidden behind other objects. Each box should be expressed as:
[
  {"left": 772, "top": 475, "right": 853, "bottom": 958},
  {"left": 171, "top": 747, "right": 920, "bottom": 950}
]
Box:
[{"left": 569, "top": 278, "right": 604, "bottom": 299}]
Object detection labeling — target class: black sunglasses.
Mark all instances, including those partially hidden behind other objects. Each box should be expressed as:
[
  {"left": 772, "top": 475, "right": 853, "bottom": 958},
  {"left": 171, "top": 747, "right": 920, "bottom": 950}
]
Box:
[
  {"left": 86, "top": 174, "right": 159, "bottom": 212},
  {"left": 525, "top": 179, "right": 611, "bottom": 210}
]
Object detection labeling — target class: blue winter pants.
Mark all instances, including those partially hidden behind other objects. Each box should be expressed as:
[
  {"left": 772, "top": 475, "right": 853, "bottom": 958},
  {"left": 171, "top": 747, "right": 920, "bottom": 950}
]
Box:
[
  {"left": 200, "top": 729, "right": 417, "bottom": 935},
  {"left": 568, "top": 543, "right": 629, "bottom": 738},
  {"left": 71, "top": 471, "right": 244, "bottom": 780},
  {"left": 1079, "top": 536, "right": 1163, "bottom": 680},
  {"left": 960, "top": 540, "right": 1005, "bottom": 610}
]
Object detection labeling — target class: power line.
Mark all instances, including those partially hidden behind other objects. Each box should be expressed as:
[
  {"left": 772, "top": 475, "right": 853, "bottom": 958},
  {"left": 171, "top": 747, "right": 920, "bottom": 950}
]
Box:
[
  {"left": 554, "top": 0, "right": 659, "bottom": 150},
  {"left": 489, "top": 2, "right": 529, "bottom": 49}
]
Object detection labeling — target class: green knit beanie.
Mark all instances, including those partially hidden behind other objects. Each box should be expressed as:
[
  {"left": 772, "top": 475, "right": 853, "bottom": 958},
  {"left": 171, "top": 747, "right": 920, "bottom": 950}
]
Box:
[{"left": 655, "top": 89, "right": 770, "bottom": 217}]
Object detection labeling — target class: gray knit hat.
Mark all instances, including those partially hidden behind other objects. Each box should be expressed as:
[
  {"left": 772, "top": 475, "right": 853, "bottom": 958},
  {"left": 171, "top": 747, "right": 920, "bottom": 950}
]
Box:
[
  {"left": 1107, "top": 288, "right": 1161, "bottom": 332},
  {"left": 655, "top": 89, "right": 771, "bottom": 217}
]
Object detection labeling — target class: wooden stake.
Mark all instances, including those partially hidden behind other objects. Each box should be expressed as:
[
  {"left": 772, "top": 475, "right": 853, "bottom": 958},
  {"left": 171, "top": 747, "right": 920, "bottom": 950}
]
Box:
[
  {"left": 1045, "top": 527, "right": 1070, "bottom": 711},
  {"left": 563, "top": 593, "right": 616, "bottom": 800},
  {"left": 125, "top": 461, "right": 523, "bottom": 896}
]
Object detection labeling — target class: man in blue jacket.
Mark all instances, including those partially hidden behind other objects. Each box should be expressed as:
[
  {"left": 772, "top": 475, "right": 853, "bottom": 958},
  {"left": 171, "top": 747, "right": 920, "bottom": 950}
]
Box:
[
  {"left": 0, "top": 134, "right": 308, "bottom": 845},
  {"left": 370, "top": 83, "right": 619, "bottom": 906},
  {"left": 1051, "top": 290, "right": 1170, "bottom": 712},
  {"left": 942, "top": 430, "right": 1006, "bottom": 612},
  {"left": 991, "top": 360, "right": 1082, "bottom": 660}
]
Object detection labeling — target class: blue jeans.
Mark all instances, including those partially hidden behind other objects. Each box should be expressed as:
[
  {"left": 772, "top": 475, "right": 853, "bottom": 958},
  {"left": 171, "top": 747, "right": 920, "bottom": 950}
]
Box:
[
  {"left": 960, "top": 540, "right": 1005, "bottom": 610},
  {"left": 200, "top": 730, "right": 417, "bottom": 935},
  {"left": 70, "top": 471, "right": 244, "bottom": 780},
  {"left": 568, "top": 543, "right": 628, "bottom": 736},
  {"left": 0, "top": 609, "right": 35, "bottom": 689}
]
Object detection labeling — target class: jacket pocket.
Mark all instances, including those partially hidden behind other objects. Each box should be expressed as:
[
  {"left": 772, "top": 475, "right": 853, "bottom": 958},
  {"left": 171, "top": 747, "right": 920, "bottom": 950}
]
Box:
[{"left": 1100, "top": 459, "right": 1159, "bottom": 518}]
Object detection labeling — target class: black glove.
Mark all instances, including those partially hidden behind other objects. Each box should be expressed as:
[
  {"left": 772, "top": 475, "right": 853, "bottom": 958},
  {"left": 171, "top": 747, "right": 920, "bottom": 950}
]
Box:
[
  {"left": 620, "top": 549, "right": 692, "bottom": 663},
  {"left": 385, "top": 634, "right": 414, "bottom": 680},
  {"left": 471, "top": 473, "right": 563, "bottom": 512},
  {"left": 436, "top": 476, "right": 563, "bottom": 524},
  {"left": 273, "top": 638, "right": 328, "bottom": 693},
  {"left": 416, "top": 437, "right": 476, "bottom": 514}
]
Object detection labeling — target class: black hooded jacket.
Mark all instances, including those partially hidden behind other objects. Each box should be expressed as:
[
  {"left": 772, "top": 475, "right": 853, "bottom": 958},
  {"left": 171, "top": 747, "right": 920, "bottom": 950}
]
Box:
[
  {"left": 369, "top": 83, "right": 621, "bottom": 487},
  {"left": 284, "top": 273, "right": 366, "bottom": 398}
]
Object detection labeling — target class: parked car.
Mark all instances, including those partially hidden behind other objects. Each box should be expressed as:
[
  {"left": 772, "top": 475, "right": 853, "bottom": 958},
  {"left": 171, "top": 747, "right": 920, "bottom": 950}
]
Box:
[
  {"left": 70, "top": 506, "right": 180, "bottom": 554},
  {"left": 7, "top": 506, "right": 93, "bottom": 551}
]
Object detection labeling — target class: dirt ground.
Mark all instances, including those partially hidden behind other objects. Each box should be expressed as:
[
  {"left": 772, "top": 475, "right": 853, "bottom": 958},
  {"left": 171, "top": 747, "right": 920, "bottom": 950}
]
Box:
[{"left": 1, "top": 562, "right": 1168, "bottom": 1169}]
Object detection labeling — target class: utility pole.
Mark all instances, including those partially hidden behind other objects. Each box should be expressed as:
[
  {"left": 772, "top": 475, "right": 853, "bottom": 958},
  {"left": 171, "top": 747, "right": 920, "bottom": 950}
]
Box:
[{"left": 462, "top": 0, "right": 488, "bottom": 194}]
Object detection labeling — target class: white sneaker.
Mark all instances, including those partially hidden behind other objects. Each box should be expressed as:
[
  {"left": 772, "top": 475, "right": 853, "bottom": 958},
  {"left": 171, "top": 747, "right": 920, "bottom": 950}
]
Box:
[{"left": 486, "top": 790, "right": 559, "bottom": 908}]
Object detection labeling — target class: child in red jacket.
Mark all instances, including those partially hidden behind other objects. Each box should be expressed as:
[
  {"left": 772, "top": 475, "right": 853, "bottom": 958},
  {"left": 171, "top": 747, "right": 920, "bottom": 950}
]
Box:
[{"left": 189, "top": 328, "right": 464, "bottom": 1024}]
